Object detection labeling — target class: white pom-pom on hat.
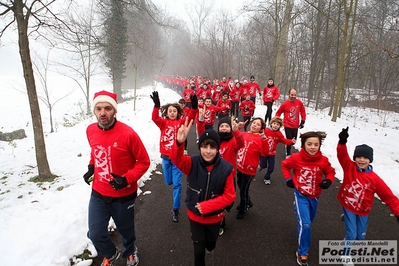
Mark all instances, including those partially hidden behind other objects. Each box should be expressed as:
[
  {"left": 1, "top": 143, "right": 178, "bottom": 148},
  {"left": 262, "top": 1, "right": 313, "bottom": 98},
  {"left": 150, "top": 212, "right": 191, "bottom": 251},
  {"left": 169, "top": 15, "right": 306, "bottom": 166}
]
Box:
[{"left": 92, "top": 90, "right": 118, "bottom": 112}]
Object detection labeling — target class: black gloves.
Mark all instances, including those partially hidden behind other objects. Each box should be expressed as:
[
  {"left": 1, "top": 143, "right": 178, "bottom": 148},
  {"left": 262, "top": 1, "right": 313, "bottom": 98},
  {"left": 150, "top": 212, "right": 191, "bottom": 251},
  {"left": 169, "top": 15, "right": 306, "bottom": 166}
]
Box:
[
  {"left": 319, "top": 179, "right": 332, "bottom": 189},
  {"left": 190, "top": 94, "right": 198, "bottom": 109},
  {"left": 150, "top": 91, "right": 160, "bottom": 108},
  {"left": 339, "top": 126, "right": 349, "bottom": 144},
  {"left": 286, "top": 179, "right": 294, "bottom": 188},
  {"left": 83, "top": 164, "right": 94, "bottom": 185},
  {"left": 299, "top": 120, "right": 305, "bottom": 129},
  {"left": 109, "top": 173, "right": 128, "bottom": 190}
]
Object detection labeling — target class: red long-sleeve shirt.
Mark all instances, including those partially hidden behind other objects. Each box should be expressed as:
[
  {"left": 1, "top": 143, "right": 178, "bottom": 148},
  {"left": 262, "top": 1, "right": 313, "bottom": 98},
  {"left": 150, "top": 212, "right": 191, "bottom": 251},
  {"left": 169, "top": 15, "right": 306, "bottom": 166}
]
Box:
[
  {"left": 264, "top": 127, "right": 294, "bottom": 156},
  {"left": 239, "top": 100, "right": 255, "bottom": 117},
  {"left": 282, "top": 148, "right": 335, "bottom": 198},
  {"left": 275, "top": 99, "right": 306, "bottom": 128},
  {"left": 242, "top": 81, "right": 261, "bottom": 97},
  {"left": 86, "top": 121, "right": 150, "bottom": 197},
  {"left": 182, "top": 88, "right": 195, "bottom": 103},
  {"left": 204, "top": 105, "right": 226, "bottom": 126},
  {"left": 197, "top": 121, "right": 244, "bottom": 177},
  {"left": 152, "top": 107, "right": 196, "bottom": 156},
  {"left": 337, "top": 143, "right": 399, "bottom": 216},
  {"left": 237, "top": 132, "right": 269, "bottom": 176},
  {"left": 262, "top": 85, "right": 280, "bottom": 103}
]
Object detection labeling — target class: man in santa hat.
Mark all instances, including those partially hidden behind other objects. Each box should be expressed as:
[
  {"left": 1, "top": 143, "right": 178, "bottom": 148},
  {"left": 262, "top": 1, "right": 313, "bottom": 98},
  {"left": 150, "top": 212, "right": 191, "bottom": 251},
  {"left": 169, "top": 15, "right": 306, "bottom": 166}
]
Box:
[{"left": 83, "top": 90, "right": 150, "bottom": 266}]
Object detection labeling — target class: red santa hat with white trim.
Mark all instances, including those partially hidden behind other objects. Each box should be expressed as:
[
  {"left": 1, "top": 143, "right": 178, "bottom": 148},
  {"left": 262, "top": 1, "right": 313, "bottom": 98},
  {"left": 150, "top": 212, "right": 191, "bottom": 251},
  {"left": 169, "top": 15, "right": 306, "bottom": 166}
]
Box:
[{"left": 92, "top": 90, "right": 118, "bottom": 112}]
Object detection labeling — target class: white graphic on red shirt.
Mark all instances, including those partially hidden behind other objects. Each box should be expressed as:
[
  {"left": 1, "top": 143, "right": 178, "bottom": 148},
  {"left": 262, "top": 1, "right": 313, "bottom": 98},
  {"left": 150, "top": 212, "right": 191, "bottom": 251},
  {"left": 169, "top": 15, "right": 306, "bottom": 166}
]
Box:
[
  {"left": 266, "top": 136, "right": 275, "bottom": 153},
  {"left": 162, "top": 125, "right": 175, "bottom": 151},
  {"left": 297, "top": 166, "right": 317, "bottom": 195},
  {"left": 266, "top": 89, "right": 273, "bottom": 100},
  {"left": 94, "top": 145, "right": 112, "bottom": 182},
  {"left": 237, "top": 140, "right": 255, "bottom": 172},
  {"left": 344, "top": 179, "right": 371, "bottom": 212},
  {"left": 219, "top": 146, "right": 227, "bottom": 157},
  {"left": 204, "top": 109, "right": 212, "bottom": 124},
  {"left": 289, "top": 106, "right": 297, "bottom": 122}
]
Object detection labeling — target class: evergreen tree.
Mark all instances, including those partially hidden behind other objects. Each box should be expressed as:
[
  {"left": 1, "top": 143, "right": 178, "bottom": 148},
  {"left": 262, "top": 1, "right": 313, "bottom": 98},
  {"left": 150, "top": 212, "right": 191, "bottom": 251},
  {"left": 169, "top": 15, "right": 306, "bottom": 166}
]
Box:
[{"left": 103, "top": 0, "right": 128, "bottom": 98}]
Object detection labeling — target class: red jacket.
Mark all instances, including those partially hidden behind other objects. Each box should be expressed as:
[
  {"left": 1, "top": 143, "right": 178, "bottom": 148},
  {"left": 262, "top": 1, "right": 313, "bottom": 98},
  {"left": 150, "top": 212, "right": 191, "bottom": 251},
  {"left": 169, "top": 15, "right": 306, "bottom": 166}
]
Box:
[
  {"left": 275, "top": 99, "right": 306, "bottom": 128},
  {"left": 86, "top": 121, "right": 150, "bottom": 197},
  {"left": 243, "top": 81, "right": 261, "bottom": 97},
  {"left": 196, "top": 88, "right": 212, "bottom": 100},
  {"left": 182, "top": 88, "right": 195, "bottom": 103},
  {"left": 197, "top": 122, "right": 244, "bottom": 177},
  {"left": 337, "top": 143, "right": 399, "bottom": 216},
  {"left": 152, "top": 107, "right": 196, "bottom": 156},
  {"left": 216, "top": 99, "right": 232, "bottom": 115},
  {"left": 230, "top": 87, "right": 241, "bottom": 103},
  {"left": 239, "top": 84, "right": 250, "bottom": 99},
  {"left": 170, "top": 140, "right": 236, "bottom": 224},
  {"left": 264, "top": 127, "right": 294, "bottom": 156},
  {"left": 204, "top": 105, "right": 226, "bottom": 126},
  {"left": 239, "top": 100, "right": 255, "bottom": 117},
  {"left": 262, "top": 85, "right": 280, "bottom": 103},
  {"left": 237, "top": 132, "right": 269, "bottom": 176},
  {"left": 212, "top": 89, "right": 223, "bottom": 103},
  {"left": 282, "top": 148, "right": 335, "bottom": 198}
]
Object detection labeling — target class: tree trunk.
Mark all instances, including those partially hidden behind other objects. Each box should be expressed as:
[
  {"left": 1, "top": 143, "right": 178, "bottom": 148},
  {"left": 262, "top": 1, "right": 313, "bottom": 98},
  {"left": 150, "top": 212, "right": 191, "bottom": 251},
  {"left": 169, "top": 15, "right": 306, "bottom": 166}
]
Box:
[
  {"left": 331, "top": 0, "right": 358, "bottom": 122},
  {"left": 15, "top": 0, "right": 52, "bottom": 179},
  {"left": 275, "top": 0, "right": 294, "bottom": 86}
]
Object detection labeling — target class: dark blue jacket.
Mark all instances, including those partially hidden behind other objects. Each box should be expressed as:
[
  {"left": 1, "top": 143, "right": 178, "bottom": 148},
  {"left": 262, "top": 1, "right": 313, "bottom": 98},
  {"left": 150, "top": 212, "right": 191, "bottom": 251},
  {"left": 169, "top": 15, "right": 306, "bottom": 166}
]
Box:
[{"left": 186, "top": 153, "right": 233, "bottom": 216}]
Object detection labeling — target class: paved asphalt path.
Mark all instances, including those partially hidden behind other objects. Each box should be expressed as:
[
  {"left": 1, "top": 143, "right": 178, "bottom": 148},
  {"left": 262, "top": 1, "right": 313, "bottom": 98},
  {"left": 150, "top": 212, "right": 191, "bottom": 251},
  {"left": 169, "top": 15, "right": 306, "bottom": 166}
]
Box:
[{"left": 92, "top": 120, "right": 399, "bottom": 266}]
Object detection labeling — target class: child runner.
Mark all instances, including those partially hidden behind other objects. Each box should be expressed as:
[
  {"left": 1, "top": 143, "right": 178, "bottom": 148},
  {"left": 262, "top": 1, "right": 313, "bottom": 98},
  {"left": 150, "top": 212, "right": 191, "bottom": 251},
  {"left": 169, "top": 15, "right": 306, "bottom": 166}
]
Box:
[
  {"left": 151, "top": 91, "right": 197, "bottom": 223},
  {"left": 262, "top": 78, "right": 280, "bottom": 124},
  {"left": 259, "top": 116, "right": 296, "bottom": 185},
  {"left": 282, "top": 131, "right": 335, "bottom": 266},
  {"left": 230, "top": 80, "right": 241, "bottom": 118},
  {"left": 337, "top": 127, "right": 399, "bottom": 241},
  {"left": 239, "top": 94, "right": 255, "bottom": 132},
  {"left": 198, "top": 116, "right": 245, "bottom": 235},
  {"left": 203, "top": 97, "right": 228, "bottom": 130},
  {"left": 171, "top": 119, "right": 236, "bottom": 266},
  {"left": 216, "top": 91, "right": 232, "bottom": 120},
  {"left": 236, "top": 117, "right": 269, "bottom": 219},
  {"left": 182, "top": 83, "right": 195, "bottom": 108}
]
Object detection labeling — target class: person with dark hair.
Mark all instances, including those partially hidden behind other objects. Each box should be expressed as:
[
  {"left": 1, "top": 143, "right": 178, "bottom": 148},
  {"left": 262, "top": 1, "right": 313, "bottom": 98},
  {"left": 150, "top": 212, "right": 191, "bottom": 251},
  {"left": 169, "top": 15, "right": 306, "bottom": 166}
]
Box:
[
  {"left": 170, "top": 119, "right": 236, "bottom": 266},
  {"left": 203, "top": 97, "right": 228, "bottom": 130},
  {"left": 84, "top": 91, "right": 150, "bottom": 266},
  {"left": 259, "top": 116, "right": 296, "bottom": 185},
  {"left": 182, "top": 83, "right": 195, "bottom": 108},
  {"left": 196, "top": 83, "right": 212, "bottom": 102},
  {"left": 216, "top": 91, "right": 232, "bottom": 120},
  {"left": 242, "top": 75, "right": 261, "bottom": 103},
  {"left": 282, "top": 131, "right": 335, "bottom": 266},
  {"left": 230, "top": 80, "right": 241, "bottom": 118},
  {"left": 236, "top": 117, "right": 269, "bottom": 219},
  {"left": 276, "top": 88, "right": 306, "bottom": 157},
  {"left": 151, "top": 91, "right": 198, "bottom": 223},
  {"left": 337, "top": 127, "right": 399, "bottom": 242},
  {"left": 239, "top": 94, "right": 255, "bottom": 132},
  {"left": 198, "top": 116, "right": 245, "bottom": 235},
  {"left": 262, "top": 78, "right": 280, "bottom": 124}
]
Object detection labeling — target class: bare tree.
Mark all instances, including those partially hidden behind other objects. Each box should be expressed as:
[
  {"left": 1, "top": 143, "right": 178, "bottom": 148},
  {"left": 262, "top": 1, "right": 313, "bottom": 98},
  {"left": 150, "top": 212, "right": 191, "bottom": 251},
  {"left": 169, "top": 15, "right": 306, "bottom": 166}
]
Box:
[
  {"left": 53, "top": 0, "right": 102, "bottom": 115},
  {"left": 0, "top": 0, "right": 65, "bottom": 179},
  {"left": 185, "top": 0, "right": 214, "bottom": 45},
  {"left": 33, "top": 49, "right": 71, "bottom": 133}
]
